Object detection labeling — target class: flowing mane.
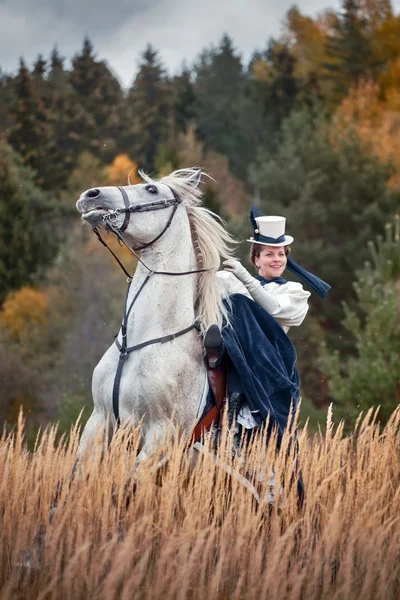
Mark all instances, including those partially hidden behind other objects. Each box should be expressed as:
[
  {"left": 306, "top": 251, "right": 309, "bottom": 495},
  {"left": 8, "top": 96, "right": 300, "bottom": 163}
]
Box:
[{"left": 138, "top": 168, "right": 236, "bottom": 333}]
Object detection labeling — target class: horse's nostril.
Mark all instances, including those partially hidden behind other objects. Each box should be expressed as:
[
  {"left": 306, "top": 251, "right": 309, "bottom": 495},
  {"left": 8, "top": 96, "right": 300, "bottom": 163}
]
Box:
[{"left": 86, "top": 188, "right": 100, "bottom": 199}]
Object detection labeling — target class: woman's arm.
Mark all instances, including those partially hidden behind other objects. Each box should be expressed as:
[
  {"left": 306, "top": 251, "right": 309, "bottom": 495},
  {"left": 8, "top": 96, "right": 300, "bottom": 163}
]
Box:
[{"left": 223, "top": 259, "right": 310, "bottom": 327}]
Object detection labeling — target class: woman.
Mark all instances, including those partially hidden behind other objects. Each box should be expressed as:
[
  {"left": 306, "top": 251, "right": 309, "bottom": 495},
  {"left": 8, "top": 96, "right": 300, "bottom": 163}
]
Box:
[{"left": 205, "top": 205, "right": 330, "bottom": 440}]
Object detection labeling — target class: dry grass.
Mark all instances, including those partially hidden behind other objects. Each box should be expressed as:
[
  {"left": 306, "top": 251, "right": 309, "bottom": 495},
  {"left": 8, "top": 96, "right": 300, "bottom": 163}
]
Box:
[{"left": 1, "top": 406, "right": 400, "bottom": 600}]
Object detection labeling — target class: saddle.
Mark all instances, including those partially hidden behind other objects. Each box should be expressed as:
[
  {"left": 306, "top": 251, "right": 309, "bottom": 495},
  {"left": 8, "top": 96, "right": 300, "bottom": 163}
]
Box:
[{"left": 189, "top": 361, "right": 228, "bottom": 444}]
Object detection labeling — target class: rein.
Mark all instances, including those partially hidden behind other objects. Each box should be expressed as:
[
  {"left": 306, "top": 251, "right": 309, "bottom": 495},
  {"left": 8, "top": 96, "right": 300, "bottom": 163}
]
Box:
[{"left": 91, "top": 186, "right": 213, "bottom": 426}]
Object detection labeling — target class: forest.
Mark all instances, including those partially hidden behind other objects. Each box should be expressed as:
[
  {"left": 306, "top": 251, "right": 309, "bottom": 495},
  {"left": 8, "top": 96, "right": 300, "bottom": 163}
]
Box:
[{"left": 1, "top": 0, "right": 400, "bottom": 436}]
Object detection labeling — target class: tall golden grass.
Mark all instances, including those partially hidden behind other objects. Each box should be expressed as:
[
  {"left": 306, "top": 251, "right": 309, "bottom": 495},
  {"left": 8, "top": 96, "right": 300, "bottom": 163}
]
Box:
[{"left": 1, "top": 406, "right": 399, "bottom": 600}]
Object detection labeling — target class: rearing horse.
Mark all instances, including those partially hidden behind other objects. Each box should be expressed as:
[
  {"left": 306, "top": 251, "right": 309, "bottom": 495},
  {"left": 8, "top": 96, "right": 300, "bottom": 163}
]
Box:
[{"left": 76, "top": 168, "right": 235, "bottom": 462}]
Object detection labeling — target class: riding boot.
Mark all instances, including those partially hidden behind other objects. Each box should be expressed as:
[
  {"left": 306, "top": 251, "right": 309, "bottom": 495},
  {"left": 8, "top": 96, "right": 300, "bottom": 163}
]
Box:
[
  {"left": 204, "top": 324, "right": 225, "bottom": 369},
  {"left": 227, "top": 391, "right": 243, "bottom": 429}
]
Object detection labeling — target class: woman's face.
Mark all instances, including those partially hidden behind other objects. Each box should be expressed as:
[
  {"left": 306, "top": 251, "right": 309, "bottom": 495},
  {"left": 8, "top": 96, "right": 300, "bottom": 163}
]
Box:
[{"left": 255, "top": 245, "right": 287, "bottom": 279}]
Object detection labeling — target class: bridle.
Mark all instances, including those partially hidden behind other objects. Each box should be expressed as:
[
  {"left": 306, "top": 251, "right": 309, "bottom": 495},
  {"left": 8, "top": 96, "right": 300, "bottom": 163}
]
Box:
[
  {"left": 101, "top": 185, "right": 182, "bottom": 250},
  {"left": 90, "top": 185, "right": 213, "bottom": 426}
]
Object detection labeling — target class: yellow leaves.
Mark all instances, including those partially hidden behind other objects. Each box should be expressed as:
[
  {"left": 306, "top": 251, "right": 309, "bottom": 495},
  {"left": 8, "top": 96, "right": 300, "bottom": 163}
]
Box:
[
  {"left": 335, "top": 81, "right": 400, "bottom": 189},
  {"left": 281, "top": 7, "right": 331, "bottom": 83},
  {"left": 0, "top": 286, "right": 49, "bottom": 340},
  {"left": 251, "top": 59, "right": 274, "bottom": 83},
  {"left": 105, "top": 154, "right": 140, "bottom": 186}
]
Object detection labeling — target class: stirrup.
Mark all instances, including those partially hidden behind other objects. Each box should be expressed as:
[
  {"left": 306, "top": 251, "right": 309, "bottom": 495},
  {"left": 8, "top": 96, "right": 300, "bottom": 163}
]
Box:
[{"left": 204, "top": 324, "right": 224, "bottom": 369}]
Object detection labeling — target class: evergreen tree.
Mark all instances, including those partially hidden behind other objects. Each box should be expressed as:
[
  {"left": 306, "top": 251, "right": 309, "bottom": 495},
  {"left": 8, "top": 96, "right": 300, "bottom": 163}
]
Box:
[
  {"left": 0, "top": 141, "right": 57, "bottom": 303},
  {"left": 324, "top": 0, "right": 386, "bottom": 101},
  {"left": 123, "top": 45, "right": 172, "bottom": 171},
  {"left": 0, "top": 70, "right": 14, "bottom": 131},
  {"left": 320, "top": 215, "right": 400, "bottom": 423},
  {"left": 193, "top": 35, "right": 262, "bottom": 179},
  {"left": 251, "top": 40, "right": 299, "bottom": 133},
  {"left": 8, "top": 59, "right": 52, "bottom": 187},
  {"left": 250, "top": 106, "right": 400, "bottom": 345},
  {"left": 172, "top": 66, "right": 196, "bottom": 133},
  {"left": 44, "top": 47, "right": 91, "bottom": 189},
  {"left": 69, "top": 37, "right": 124, "bottom": 162}
]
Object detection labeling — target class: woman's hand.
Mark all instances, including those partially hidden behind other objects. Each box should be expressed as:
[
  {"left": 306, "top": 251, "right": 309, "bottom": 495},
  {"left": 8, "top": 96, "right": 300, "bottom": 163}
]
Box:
[
  {"left": 224, "top": 258, "right": 281, "bottom": 316},
  {"left": 223, "top": 259, "right": 253, "bottom": 285}
]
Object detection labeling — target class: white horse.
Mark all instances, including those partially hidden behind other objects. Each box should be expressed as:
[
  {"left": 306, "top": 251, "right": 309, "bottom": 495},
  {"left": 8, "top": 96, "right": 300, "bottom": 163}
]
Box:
[{"left": 76, "top": 168, "right": 235, "bottom": 462}]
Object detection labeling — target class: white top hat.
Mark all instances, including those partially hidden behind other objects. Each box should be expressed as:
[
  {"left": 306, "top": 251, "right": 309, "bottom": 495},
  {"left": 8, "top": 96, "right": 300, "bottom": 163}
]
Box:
[{"left": 247, "top": 216, "right": 294, "bottom": 247}]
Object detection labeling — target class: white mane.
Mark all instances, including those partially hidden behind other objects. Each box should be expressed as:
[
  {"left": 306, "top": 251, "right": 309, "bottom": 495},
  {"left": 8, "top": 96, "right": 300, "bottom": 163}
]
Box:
[{"left": 139, "top": 168, "right": 237, "bottom": 333}]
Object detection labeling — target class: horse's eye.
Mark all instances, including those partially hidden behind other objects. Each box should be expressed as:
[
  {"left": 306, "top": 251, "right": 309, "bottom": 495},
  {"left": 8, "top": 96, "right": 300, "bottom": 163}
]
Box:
[{"left": 145, "top": 185, "right": 158, "bottom": 194}]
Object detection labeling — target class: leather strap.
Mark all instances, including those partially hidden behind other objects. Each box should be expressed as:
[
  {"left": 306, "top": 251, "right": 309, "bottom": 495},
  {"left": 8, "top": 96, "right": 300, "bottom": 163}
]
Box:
[
  {"left": 117, "top": 186, "right": 131, "bottom": 233},
  {"left": 190, "top": 362, "right": 228, "bottom": 444}
]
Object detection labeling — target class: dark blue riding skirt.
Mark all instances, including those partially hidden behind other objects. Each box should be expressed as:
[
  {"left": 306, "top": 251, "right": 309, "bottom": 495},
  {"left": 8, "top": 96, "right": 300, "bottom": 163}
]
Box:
[{"left": 222, "top": 293, "right": 300, "bottom": 439}]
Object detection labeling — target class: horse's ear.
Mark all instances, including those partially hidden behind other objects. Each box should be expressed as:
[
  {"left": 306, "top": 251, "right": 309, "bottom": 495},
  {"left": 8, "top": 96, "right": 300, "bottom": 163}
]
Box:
[{"left": 187, "top": 169, "right": 202, "bottom": 188}]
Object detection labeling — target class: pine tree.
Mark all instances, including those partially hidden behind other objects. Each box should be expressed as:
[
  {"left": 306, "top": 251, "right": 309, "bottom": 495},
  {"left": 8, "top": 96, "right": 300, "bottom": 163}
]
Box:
[
  {"left": 32, "top": 54, "right": 46, "bottom": 79},
  {"left": 0, "top": 141, "right": 57, "bottom": 303},
  {"left": 69, "top": 37, "right": 124, "bottom": 162},
  {"left": 324, "top": 0, "right": 387, "bottom": 101},
  {"left": 123, "top": 45, "right": 172, "bottom": 171},
  {"left": 258, "top": 40, "right": 299, "bottom": 129},
  {"left": 0, "top": 70, "right": 14, "bottom": 131},
  {"left": 172, "top": 66, "right": 196, "bottom": 133},
  {"left": 320, "top": 215, "right": 400, "bottom": 423},
  {"left": 250, "top": 106, "right": 400, "bottom": 343},
  {"left": 8, "top": 59, "right": 52, "bottom": 186},
  {"left": 44, "top": 47, "right": 91, "bottom": 189},
  {"left": 193, "top": 35, "right": 262, "bottom": 179}
]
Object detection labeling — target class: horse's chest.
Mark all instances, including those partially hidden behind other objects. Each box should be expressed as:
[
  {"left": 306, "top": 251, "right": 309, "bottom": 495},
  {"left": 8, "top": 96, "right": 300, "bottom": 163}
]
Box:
[{"left": 93, "top": 336, "right": 203, "bottom": 422}]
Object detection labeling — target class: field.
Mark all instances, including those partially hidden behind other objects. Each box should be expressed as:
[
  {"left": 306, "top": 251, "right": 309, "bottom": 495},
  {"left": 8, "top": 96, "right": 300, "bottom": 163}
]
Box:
[{"left": 1, "top": 407, "right": 399, "bottom": 600}]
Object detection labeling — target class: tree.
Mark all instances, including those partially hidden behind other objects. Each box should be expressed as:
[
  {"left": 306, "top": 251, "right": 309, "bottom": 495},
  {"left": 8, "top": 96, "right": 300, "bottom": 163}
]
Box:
[
  {"left": 249, "top": 106, "right": 400, "bottom": 343},
  {"left": 44, "top": 47, "right": 92, "bottom": 189},
  {"left": 248, "top": 39, "right": 299, "bottom": 148},
  {"left": 123, "top": 45, "right": 172, "bottom": 171},
  {"left": 7, "top": 59, "right": 52, "bottom": 186},
  {"left": 335, "top": 81, "right": 400, "bottom": 189},
  {"left": 0, "top": 141, "right": 57, "bottom": 303},
  {"left": 105, "top": 154, "right": 140, "bottom": 186},
  {"left": 69, "top": 37, "right": 124, "bottom": 163},
  {"left": 172, "top": 66, "right": 197, "bottom": 133},
  {"left": 324, "top": 0, "right": 389, "bottom": 102},
  {"left": 281, "top": 6, "right": 333, "bottom": 101},
  {"left": 0, "top": 286, "right": 49, "bottom": 340},
  {"left": 193, "top": 35, "right": 262, "bottom": 179},
  {"left": 320, "top": 215, "right": 400, "bottom": 423}
]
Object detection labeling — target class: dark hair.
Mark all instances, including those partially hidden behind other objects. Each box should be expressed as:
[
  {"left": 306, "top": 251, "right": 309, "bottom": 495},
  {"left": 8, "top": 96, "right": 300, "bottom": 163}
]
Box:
[{"left": 250, "top": 243, "right": 291, "bottom": 266}]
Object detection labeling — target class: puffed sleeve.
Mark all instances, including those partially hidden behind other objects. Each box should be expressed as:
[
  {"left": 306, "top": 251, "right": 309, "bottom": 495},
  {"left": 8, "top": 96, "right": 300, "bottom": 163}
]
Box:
[{"left": 270, "top": 281, "right": 310, "bottom": 328}]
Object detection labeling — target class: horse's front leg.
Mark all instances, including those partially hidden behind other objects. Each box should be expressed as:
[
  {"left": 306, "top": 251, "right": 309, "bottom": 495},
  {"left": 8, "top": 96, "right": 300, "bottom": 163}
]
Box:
[{"left": 75, "top": 406, "right": 113, "bottom": 471}]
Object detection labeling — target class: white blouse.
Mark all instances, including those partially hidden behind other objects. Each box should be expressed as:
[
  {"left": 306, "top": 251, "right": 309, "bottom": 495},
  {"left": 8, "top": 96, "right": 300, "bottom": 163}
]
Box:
[{"left": 217, "top": 270, "right": 310, "bottom": 333}]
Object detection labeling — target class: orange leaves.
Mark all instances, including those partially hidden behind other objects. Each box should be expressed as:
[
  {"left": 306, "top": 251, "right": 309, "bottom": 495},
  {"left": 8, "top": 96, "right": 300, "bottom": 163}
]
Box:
[
  {"left": 105, "top": 154, "right": 140, "bottom": 186},
  {"left": 335, "top": 81, "right": 400, "bottom": 189},
  {"left": 1, "top": 286, "right": 49, "bottom": 340},
  {"left": 283, "top": 6, "right": 331, "bottom": 83}
]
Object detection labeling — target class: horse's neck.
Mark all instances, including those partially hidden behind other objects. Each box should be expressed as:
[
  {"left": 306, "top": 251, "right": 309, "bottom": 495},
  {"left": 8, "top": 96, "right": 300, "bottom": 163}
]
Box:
[{"left": 125, "top": 209, "right": 197, "bottom": 336}]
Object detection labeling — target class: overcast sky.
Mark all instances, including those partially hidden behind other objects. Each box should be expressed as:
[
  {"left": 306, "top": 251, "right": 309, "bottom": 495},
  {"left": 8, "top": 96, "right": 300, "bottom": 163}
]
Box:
[{"left": 1, "top": 0, "right": 399, "bottom": 88}]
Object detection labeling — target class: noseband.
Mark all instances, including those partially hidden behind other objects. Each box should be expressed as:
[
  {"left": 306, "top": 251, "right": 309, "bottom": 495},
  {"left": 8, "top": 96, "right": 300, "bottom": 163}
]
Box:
[{"left": 102, "top": 185, "right": 182, "bottom": 251}]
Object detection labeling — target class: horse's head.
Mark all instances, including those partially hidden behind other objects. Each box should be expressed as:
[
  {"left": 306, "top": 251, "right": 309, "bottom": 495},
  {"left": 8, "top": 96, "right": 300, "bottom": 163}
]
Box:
[{"left": 76, "top": 170, "right": 202, "bottom": 247}]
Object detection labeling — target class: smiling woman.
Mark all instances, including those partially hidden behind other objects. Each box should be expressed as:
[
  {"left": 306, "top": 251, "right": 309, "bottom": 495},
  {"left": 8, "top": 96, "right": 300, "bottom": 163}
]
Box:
[
  {"left": 250, "top": 244, "right": 290, "bottom": 280},
  {"left": 204, "top": 205, "right": 331, "bottom": 496}
]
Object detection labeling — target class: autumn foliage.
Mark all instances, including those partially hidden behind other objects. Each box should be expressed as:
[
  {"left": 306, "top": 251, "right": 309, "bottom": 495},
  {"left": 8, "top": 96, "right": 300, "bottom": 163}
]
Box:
[
  {"left": 105, "top": 154, "right": 141, "bottom": 186},
  {"left": 0, "top": 287, "right": 49, "bottom": 340}
]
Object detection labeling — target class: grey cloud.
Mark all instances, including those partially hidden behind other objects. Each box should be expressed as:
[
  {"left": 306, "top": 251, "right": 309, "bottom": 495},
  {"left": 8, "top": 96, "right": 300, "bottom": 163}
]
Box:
[{"left": 0, "top": 0, "right": 158, "bottom": 31}]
